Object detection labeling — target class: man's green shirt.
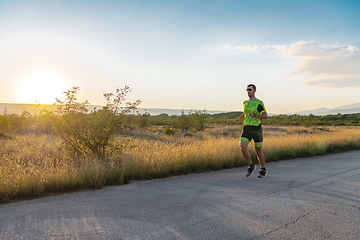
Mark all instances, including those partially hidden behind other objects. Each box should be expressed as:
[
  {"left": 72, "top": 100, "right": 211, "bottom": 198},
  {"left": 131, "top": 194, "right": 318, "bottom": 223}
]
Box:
[{"left": 243, "top": 99, "right": 266, "bottom": 126}]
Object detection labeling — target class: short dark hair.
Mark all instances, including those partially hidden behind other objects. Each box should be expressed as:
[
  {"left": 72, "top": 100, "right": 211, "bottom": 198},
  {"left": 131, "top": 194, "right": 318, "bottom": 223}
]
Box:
[{"left": 247, "top": 84, "right": 256, "bottom": 90}]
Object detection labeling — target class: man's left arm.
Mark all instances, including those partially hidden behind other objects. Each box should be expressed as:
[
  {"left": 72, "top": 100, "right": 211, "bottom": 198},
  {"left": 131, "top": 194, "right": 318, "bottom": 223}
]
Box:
[
  {"left": 254, "top": 112, "right": 268, "bottom": 119},
  {"left": 248, "top": 102, "right": 268, "bottom": 119}
]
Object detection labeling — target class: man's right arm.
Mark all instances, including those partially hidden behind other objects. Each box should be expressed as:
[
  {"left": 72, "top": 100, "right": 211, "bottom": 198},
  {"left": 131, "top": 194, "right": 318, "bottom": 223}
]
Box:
[{"left": 234, "top": 113, "right": 244, "bottom": 123}]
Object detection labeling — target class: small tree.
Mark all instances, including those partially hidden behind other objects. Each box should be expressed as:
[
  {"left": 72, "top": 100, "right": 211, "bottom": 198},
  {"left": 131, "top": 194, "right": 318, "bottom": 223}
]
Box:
[
  {"left": 136, "top": 112, "right": 151, "bottom": 128},
  {"left": 192, "top": 110, "right": 207, "bottom": 131},
  {"left": 174, "top": 110, "right": 207, "bottom": 132},
  {"left": 33, "top": 109, "right": 56, "bottom": 134},
  {"left": 54, "top": 86, "right": 141, "bottom": 160},
  {"left": 19, "top": 111, "right": 33, "bottom": 130}
]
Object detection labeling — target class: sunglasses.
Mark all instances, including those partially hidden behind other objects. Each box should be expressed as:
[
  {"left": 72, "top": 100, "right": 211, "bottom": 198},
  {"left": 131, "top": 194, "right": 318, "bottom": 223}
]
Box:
[{"left": 246, "top": 89, "right": 253, "bottom": 91}]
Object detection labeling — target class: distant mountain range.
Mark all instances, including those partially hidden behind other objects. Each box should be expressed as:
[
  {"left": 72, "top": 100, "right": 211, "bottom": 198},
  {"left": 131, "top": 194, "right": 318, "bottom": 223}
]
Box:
[
  {"left": 135, "top": 108, "right": 225, "bottom": 116},
  {"left": 0, "top": 103, "right": 226, "bottom": 116},
  {"left": 286, "top": 102, "right": 360, "bottom": 115},
  {"left": 0, "top": 103, "right": 57, "bottom": 115},
  {"left": 0, "top": 103, "right": 103, "bottom": 115},
  {"left": 1, "top": 102, "right": 359, "bottom": 116}
]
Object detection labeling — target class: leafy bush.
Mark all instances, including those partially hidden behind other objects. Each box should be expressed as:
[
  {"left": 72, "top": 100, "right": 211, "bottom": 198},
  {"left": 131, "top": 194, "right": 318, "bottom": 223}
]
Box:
[
  {"left": 174, "top": 110, "right": 207, "bottom": 131},
  {"left": 54, "top": 86, "right": 141, "bottom": 160},
  {"left": 164, "top": 127, "right": 176, "bottom": 136}
]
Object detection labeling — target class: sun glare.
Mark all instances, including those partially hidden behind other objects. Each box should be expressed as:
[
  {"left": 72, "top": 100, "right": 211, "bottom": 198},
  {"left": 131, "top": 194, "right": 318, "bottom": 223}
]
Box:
[{"left": 17, "top": 70, "right": 68, "bottom": 104}]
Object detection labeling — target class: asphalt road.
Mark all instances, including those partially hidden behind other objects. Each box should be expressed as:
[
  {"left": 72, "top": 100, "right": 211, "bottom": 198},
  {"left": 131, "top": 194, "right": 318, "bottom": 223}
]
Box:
[{"left": 1, "top": 151, "right": 360, "bottom": 240}]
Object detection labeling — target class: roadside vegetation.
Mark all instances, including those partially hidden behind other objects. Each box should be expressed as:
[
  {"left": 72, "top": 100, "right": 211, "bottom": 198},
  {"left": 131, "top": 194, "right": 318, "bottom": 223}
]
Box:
[{"left": 1, "top": 89, "right": 360, "bottom": 204}]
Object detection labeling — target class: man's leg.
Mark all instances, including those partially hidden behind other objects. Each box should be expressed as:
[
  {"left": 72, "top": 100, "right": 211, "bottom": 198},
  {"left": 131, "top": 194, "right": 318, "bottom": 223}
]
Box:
[
  {"left": 255, "top": 144, "right": 267, "bottom": 178},
  {"left": 255, "top": 146, "right": 266, "bottom": 168},
  {"left": 241, "top": 139, "right": 256, "bottom": 177},
  {"left": 253, "top": 126, "right": 266, "bottom": 174},
  {"left": 240, "top": 140, "right": 252, "bottom": 165}
]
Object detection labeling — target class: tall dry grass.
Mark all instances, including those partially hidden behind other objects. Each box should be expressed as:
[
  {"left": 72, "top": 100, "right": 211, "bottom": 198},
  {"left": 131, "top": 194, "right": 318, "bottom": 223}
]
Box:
[
  {"left": 122, "top": 137, "right": 242, "bottom": 181},
  {"left": 122, "top": 126, "right": 360, "bottom": 181},
  {"left": 0, "top": 135, "right": 124, "bottom": 203},
  {"left": 1, "top": 126, "right": 360, "bottom": 203},
  {"left": 264, "top": 126, "right": 360, "bottom": 160}
]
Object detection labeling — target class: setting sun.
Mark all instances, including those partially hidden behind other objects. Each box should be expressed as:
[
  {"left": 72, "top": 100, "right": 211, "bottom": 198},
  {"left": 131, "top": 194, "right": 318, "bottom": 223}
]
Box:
[{"left": 16, "top": 70, "right": 68, "bottom": 104}]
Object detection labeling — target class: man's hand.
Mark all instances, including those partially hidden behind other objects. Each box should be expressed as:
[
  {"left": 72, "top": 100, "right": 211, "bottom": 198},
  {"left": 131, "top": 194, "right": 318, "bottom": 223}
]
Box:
[
  {"left": 234, "top": 114, "right": 244, "bottom": 123},
  {"left": 234, "top": 114, "right": 244, "bottom": 122},
  {"left": 248, "top": 112, "right": 268, "bottom": 119}
]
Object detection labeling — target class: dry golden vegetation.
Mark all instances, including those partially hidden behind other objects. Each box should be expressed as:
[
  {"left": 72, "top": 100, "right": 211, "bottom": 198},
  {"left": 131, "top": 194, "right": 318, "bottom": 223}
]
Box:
[
  {"left": 1, "top": 125, "right": 360, "bottom": 203},
  {"left": 122, "top": 125, "right": 360, "bottom": 180}
]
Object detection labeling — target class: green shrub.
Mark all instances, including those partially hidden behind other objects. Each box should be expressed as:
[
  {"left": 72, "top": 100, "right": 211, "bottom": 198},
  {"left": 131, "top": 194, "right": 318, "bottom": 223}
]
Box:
[
  {"left": 54, "top": 86, "right": 141, "bottom": 160},
  {"left": 164, "top": 127, "right": 175, "bottom": 136}
]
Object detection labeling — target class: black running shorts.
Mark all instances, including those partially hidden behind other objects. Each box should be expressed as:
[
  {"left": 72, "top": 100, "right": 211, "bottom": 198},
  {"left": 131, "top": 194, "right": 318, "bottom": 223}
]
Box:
[{"left": 241, "top": 125, "right": 263, "bottom": 147}]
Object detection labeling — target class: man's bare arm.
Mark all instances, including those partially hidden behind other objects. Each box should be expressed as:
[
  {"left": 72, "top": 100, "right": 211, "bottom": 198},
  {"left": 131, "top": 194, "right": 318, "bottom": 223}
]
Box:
[
  {"left": 249, "top": 112, "right": 268, "bottom": 119},
  {"left": 234, "top": 113, "right": 244, "bottom": 123}
]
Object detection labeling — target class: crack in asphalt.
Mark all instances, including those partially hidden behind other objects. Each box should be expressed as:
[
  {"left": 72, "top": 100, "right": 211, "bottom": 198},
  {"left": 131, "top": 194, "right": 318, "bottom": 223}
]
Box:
[
  {"left": 284, "top": 209, "right": 316, "bottom": 228},
  {"left": 266, "top": 166, "right": 360, "bottom": 197},
  {"left": 251, "top": 209, "right": 318, "bottom": 240},
  {"left": 247, "top": 165, "right": 360, "bottom": 240},
  {"left": 275, "top": 195, "right": 358, "bottom": 209}
]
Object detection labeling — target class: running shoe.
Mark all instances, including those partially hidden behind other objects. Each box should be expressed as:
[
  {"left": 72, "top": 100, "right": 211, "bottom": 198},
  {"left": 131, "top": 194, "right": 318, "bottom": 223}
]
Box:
[
  {"left": 258, "top": 169, "right": 267, "bottom": 178},
  {"left": 246, "top": 165, "right": 256, "bottom": 177}
]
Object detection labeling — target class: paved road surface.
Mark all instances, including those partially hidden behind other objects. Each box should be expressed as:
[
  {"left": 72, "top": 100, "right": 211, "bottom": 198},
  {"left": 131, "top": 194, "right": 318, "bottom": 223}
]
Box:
[{"left": 1, "top": 151, "right": 360, "bottom": 240}]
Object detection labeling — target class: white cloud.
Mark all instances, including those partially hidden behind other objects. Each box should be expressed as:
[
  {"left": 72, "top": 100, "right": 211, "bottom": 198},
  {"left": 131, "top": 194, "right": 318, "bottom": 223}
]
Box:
[
  {"left": 221, "top": 41, "right": 360, "bottom": 88},
  {"left": 219, "top": 44, "right": 230, "bottom": 51},
  {"left": 284, "top": 41, "right": 360, "bottom": 88},
  {"left": 219, "top": 44, "right": 274, "bottom": 54},
  {"left": 233, "top": 45, "right": 260, "bottom": 53}
]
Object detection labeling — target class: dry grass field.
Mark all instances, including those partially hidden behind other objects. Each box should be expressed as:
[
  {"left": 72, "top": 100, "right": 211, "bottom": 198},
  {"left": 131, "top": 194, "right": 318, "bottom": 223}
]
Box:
[{"left": 1, "top": 125, "right": 360, "bottom": 203}]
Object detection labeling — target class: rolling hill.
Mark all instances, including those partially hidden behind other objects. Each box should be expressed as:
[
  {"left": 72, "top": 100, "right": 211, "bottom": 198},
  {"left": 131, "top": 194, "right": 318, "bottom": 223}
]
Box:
[{"left": 287, "top": 102, "right": 360, "bottom": 115}]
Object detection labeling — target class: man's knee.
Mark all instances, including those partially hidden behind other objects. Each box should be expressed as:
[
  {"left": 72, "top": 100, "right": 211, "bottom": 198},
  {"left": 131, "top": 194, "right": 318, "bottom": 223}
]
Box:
[
  {"left": 255, "top": 147, "right": 263, "bottom": 154},
  {"left": 240, "top": 141, "right": 249, "bottom": 151},
  {"left": 241, "top": 145, "right": 248, "bottom": 152}
]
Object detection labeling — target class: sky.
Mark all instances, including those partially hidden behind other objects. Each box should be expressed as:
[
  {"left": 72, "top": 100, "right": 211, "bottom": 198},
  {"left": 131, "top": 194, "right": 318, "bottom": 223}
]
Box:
[{"left": 1, "top": 0, "right": 360, "bottom": 114}]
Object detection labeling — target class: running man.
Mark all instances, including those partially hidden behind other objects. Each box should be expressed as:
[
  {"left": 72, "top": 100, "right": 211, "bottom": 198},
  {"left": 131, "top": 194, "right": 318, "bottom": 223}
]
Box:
[{"left": 234, "top": 84, "right": 268, "bottom": 178}]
